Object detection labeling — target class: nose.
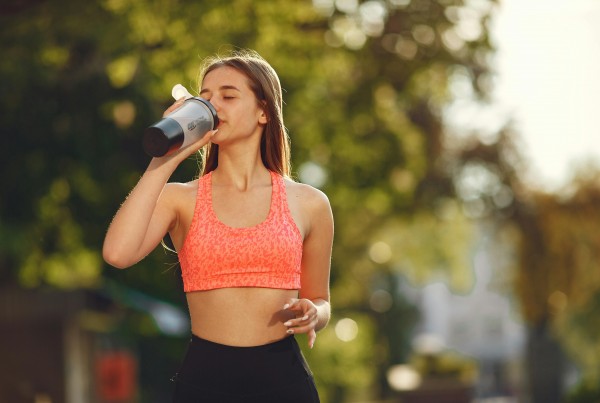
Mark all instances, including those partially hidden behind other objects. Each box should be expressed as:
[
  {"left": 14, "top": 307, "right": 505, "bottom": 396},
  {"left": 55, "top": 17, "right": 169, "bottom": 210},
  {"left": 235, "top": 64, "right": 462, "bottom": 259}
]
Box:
[
  {"left": 207, "top": 100, "right": 221, "bottom": 124},
  {"left": 207, "top": 97, "right": 220, "bottom": 112}
]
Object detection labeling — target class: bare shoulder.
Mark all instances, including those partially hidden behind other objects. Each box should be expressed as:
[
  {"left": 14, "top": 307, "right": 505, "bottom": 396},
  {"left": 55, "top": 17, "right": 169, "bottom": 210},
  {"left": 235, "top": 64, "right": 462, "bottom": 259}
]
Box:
[
  {"left": 162, "top": 179, "right": 199, "bottom": 207},
  {"left": 284, "top": 177, "right": 332, "bottom": 216},
  {"left": 284, "top": 177, "right": 329, "bottom": 203}
]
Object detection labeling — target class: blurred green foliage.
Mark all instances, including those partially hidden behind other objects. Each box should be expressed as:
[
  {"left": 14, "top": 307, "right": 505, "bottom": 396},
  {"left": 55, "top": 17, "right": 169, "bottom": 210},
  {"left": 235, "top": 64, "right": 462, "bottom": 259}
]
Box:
[
  {"left": 5, "top": 0, "right": 600, "bottom": 402},
  {"left": 566, "top": 376, "right": 600, "bottom": 403}
]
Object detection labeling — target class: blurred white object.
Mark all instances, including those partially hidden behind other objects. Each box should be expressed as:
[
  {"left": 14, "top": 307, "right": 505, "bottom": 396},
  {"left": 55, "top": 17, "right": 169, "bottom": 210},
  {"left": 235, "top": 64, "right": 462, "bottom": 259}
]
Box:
[
  {"left": 171, "top": 84, "right": 193, "bottom": 101},
  {"left": 387, "top": 364, "right": 422, "bottom": 391}
]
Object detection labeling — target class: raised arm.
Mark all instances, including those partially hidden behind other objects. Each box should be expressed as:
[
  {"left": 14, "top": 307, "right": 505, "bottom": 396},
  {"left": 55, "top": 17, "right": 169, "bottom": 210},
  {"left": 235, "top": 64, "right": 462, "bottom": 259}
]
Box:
[
  {"left": 103, "top": 99, "right": 215, "bottom": 268},
  {"left": 103, "top": 158, "right": 179, "bottom": 268}
]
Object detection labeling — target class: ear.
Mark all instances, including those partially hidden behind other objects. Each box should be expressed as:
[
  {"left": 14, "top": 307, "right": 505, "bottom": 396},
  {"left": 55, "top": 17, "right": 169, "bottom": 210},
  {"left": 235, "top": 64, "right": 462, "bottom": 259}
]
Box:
[{"left": 258, "top": 102, "right": 268, "bottom": 125}]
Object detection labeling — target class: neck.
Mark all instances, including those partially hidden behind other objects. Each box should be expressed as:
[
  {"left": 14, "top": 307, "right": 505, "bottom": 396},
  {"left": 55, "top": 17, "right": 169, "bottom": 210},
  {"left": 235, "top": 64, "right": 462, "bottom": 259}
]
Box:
[{"left": 211, "top": 155, "right": 270, "bottom": 191}]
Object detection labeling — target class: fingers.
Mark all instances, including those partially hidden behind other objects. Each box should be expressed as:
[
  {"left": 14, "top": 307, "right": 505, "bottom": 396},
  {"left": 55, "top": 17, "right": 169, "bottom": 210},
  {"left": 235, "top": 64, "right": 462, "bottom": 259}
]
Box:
[
  {"left": 283, "top": 298, "right": 308, "bottom": 319},
  {"left": 284, "top": 316, "right": 317, "bottom": 335},
  {"left": 282, "top": 298, "right": 298, "bottom": 311},
  {"left": 162, "top": 97, "right": 186, "bottom": 117},
  {"left": 188, "top": 128, "right": 217, "bottom": 149},
  {"left": 283, "top": 299, "right": 318, "bottom": 348},
  {"left": 283, "top": 314, "right": 311, "bottom": 329},
  {"left": 308, "top": 329, "right": 317, "bottom": 349}
]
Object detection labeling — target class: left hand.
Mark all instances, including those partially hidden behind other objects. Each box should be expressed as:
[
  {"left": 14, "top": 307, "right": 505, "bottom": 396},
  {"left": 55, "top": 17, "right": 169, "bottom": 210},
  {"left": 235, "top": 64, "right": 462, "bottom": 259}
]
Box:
[{"left": 283, "top": 298, "right": 318, "bottom": 348}]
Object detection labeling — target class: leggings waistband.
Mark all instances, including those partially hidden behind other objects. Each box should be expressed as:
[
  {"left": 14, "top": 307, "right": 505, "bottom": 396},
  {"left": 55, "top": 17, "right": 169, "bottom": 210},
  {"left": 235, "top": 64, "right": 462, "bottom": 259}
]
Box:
[
  {"left": 174, "top": 333, "right": 314, "bottom": 396},
  {"left": 189, "top": 333, "right": 295, "bottom": 351}
]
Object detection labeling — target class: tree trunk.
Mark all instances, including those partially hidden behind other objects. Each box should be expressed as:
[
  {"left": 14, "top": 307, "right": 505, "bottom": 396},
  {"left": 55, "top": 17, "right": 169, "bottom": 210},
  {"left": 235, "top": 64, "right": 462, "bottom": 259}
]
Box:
[{"left": 526, "top": 321, "right": 565, "bottom": 403}]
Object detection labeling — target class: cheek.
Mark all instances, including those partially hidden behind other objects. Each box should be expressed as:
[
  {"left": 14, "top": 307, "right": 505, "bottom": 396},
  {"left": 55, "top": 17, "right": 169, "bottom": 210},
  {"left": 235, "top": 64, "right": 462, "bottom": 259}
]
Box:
[
  {"left": 230, "top": 113, "right": 259, "bottom": 134},
  {"left": 243, "top": 108, "right": 264, "bottom": 126}
]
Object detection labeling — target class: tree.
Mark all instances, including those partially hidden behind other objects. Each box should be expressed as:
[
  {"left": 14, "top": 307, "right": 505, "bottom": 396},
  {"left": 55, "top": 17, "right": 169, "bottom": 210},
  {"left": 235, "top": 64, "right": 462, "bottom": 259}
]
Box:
[{"left": 454, "top": 131, "right": 600, "bottom": 402}]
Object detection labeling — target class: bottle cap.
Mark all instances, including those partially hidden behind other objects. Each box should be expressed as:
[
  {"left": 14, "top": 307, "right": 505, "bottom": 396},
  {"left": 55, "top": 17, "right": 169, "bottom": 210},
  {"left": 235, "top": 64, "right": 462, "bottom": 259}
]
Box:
[{"left": 171, "top": 84, "right": 193, "bottom": 101}]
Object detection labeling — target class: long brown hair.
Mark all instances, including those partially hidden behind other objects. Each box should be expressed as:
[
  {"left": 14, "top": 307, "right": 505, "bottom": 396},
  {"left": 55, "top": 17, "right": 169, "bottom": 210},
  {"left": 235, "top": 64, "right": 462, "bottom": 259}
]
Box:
[{"left": 197, "top": 50, "right": 291, "bottom": 177}]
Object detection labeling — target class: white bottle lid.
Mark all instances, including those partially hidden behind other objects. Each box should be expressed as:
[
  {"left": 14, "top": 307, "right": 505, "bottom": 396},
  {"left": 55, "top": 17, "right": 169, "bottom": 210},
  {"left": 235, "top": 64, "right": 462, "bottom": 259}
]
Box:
[{"left": 171, "top": 84, "right": 194, "bottom": 101}]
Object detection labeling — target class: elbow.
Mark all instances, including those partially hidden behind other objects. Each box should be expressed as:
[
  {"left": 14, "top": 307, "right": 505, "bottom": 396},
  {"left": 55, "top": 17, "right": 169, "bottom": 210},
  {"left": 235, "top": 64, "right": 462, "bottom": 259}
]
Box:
[{"left": 102, "top": 244, "right": 131, "bottom": 269}]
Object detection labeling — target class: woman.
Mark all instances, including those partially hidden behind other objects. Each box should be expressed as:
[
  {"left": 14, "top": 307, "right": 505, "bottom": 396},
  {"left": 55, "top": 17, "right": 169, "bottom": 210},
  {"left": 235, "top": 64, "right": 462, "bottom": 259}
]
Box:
[{"left": 102, "top": 50, "right": 333, "bottom": 402}]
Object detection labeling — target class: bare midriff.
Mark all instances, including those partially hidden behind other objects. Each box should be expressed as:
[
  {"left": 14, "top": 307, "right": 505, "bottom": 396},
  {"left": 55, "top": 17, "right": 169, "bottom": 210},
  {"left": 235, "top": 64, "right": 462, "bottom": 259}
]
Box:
[{"left": 186, "top": 287, "right": 299, "bottom": 346}]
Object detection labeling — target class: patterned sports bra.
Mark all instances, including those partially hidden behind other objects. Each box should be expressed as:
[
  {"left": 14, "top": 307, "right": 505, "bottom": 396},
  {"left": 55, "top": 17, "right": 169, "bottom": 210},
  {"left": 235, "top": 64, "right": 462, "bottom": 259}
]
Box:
[{"left": 178, "top": 171, "right": 303, "bottom": 292}]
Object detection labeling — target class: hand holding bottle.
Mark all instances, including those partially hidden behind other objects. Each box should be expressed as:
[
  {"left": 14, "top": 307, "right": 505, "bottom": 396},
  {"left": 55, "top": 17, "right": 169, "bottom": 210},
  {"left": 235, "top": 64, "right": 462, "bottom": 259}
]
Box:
[{"left": 142, "top": 84, "right": 219, "bottom": 157}]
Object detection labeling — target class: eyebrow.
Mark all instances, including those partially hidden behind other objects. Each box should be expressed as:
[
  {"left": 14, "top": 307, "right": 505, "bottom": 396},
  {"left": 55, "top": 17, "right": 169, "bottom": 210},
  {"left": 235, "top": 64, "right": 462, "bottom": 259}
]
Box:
[{"left": 199, "top": 85, "right": 241, "bottom": 95}]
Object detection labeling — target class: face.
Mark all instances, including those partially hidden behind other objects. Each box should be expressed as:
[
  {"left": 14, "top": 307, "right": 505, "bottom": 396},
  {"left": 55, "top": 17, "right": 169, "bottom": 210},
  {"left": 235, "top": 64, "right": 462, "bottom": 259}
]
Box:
[{"left": 199, "top": 66, "right": 267, "bottom": 145}]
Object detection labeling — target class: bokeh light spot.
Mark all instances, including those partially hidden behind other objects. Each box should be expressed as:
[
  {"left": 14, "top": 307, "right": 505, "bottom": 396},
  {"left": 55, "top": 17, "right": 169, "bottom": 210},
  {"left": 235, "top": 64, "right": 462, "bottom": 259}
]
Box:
[{"left": 335, "top": 317, "right": 359, "bottom": 342}]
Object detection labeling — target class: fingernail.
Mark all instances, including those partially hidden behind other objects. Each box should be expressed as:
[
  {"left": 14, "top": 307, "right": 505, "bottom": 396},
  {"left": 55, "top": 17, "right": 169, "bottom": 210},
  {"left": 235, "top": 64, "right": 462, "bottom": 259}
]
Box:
[
  {"left": 283, "top": 304, "right": 290, "bottom": 310},
  {"left": 302, "top": 315, "right": 308, "bottom": 321},
  {"left": 284, "top": 321, "right": 292, "bottom": 327}
]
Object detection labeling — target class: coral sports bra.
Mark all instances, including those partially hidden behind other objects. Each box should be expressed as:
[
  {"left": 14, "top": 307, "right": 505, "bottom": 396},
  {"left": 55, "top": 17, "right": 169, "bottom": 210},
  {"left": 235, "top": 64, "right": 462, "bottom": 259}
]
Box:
[{"left": 178, "top": 171, "right": 303, "bottom": 292}]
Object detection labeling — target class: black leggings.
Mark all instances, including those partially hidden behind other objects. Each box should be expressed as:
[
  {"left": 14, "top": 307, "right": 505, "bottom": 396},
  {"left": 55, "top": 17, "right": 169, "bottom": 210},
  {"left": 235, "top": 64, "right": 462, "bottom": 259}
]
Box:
[{"left": 172, "top": 334, "right": 320, "bottom": 403}]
